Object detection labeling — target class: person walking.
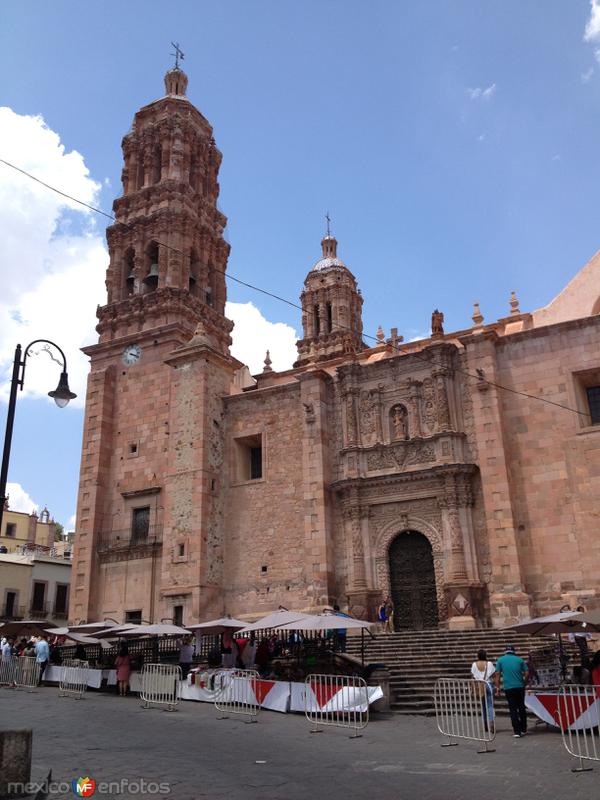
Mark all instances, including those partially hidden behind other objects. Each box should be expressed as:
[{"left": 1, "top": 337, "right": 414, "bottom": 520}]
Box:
[
  {"left": 114, "top": 643, "right": 131, "bottom": 697},
  {"left": 471, "top": 648, "right": 495, "bottom": 734},
  {"left": 179, "top": 636, "right": 194, "bottom": 680},
  {"left": 1, "top": 636, "right": 16, "bottom": 687},
  {"left": 384, "top": 598, "right": 395, "bottom": 634},
  {"left": 378, "top": 599, "right": 388, "bottom": 633},
  {"left": 494, "top": 644, "right": 528, "bottom": 737},
  {"left": 34, "top": 634, "right": 50, "bottom": 686}
]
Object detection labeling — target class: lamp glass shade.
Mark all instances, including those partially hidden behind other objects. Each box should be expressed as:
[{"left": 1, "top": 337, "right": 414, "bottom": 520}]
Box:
[{"left": 48, "top": 371, "right": 77, "bottom": 408}]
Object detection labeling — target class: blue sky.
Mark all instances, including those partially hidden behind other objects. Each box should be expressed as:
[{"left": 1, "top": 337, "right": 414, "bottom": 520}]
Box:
[{"left": 1, "top": 1, "right": 600, "bottom": 528}]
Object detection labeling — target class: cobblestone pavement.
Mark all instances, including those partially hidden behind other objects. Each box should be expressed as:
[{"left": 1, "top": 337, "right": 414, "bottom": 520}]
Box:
[{"left": 0, "top": 687, "right": 598, "bottom": 800}]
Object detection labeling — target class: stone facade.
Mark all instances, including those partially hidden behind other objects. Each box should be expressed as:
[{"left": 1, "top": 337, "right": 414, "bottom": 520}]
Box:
[{"left": 70, "top": 67, "right": 600, "bottom": 630}]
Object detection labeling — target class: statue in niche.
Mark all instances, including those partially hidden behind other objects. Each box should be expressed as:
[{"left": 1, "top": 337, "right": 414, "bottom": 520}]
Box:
[{"left": 390, "top": 404, "right": 409, "bottom": 440}]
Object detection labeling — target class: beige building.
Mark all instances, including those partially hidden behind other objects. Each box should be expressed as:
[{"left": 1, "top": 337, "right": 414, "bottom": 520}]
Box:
[
  {"left": 70, "top": 66, "right": 600, "bottom": 631},
  {"left": 0, "top": 548, "right": 71, "bottom": 624},
  {"left": 0, "top": 501, "right": 59, "bottom": 554}
]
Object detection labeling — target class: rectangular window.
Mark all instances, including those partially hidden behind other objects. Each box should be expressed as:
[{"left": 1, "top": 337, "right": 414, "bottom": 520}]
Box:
[
  {"left": 173, "top": 605, "right": 183, "bottom": 626},
  {"left": 131, "top": 506, "right": 150, "bottom": 544},
  {"left": 54, "top": 584, "right": 68, "bottom": 616},
  {"left": 587, "top": 386, "right": 600, "bottom": 425},
  {"left": 31, "top": 582, "right": 46, "bottom": 614},
  {"left": 250, "top": 446, "right": 262, "bottom": 480},
  {"left": 5, "top": 591, "right": 16, "bottom": 617},
  {"left": 5, "top": 523, "right": 16, "bottom": 538},
  {"left": 234, "top": 434, "right": 263, "bottom": 482},
  {"left": 125, "top": 609, "right": 142, "bottom": 625}
]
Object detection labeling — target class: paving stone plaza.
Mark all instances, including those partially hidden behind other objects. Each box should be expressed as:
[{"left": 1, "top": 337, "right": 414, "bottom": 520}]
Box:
[{"left": 1, "top": 687, "right": 598, "bottom": 800}]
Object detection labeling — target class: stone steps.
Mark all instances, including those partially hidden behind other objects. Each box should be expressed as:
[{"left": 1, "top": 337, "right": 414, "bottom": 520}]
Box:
[{"left": 347, "top": 629, "right": 569, "bottom": 716}]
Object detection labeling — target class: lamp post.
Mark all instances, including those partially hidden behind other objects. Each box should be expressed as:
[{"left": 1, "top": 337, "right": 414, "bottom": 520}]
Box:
[{"left": 0, "top": 340, "right": 76, "bottom": 535}]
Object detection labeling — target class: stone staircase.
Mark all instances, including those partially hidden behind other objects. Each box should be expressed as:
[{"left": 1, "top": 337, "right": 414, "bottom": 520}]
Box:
[{"left": 346, "top": 629, "right": 569, "bottom": 715}]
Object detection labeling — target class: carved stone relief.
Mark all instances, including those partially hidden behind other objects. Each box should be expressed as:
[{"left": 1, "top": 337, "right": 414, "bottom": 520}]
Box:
[
  {"left": 366, "top": 441, "right": 436, "bottom": 472},
  {"left": 421, "top": 378, "right": 436, "bottom": 435}
]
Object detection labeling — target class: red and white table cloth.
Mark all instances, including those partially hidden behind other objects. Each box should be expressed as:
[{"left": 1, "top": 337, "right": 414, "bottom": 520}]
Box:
[{"left": 525, "top": 689, "right": 600, "bottom": 731}]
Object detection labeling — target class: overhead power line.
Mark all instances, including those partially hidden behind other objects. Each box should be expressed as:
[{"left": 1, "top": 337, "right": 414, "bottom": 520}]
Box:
[{"left": 0, "top": 157, "right": 590, "bottom": 421}]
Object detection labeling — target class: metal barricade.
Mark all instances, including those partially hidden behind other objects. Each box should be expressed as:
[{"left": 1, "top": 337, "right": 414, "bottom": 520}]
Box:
[
  {"left": 0, "top": 658, "right": 18, "bottom": 688},
  {"left": 304, "top": 674, "right": 369, "bottom": 738},
  {"left": 434, "top": 678, "right": 496, "bottom": 753},
  {"left": 558, "top": 684, "right": 600, "bottom": 772},
  {"left": 59, "top": 659, "right": 90, "bottom": 699},
  {"left": 214, "top": 669, "right": 260, "bottom": 723},
  {"left": 140, "top": 663, "right": 181, "bottom": 711},
  {"left": 15, "top": 657, "right": 41, "bottom": 692}
]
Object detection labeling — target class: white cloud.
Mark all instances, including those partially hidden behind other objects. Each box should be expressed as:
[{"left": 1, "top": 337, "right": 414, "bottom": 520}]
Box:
[
  {"left": 226, "top": 301, "right": 298, "bottom": 375},
  {"left": 68, "top": 513, "right": 76, "bottom": 529},
  {"left": 584, "top": 0, "right": 600, "bottom": 42},
  {"left": 6, "top": 482, "right": 38, "bottom": 514},
  {"left": 467, "top": 84, "right": 496, "bottom": 101},
  {"left": 0, "top": 108, "right": 107, "bottom": 407},
  {"left": 0, "top": 108, "right": 299, "bottom": 406},
  {"left": 582, "top": 66, "right": 595, "bottom": 83}
]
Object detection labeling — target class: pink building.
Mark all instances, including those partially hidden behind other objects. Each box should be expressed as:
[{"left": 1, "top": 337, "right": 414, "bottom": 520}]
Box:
[{"left": 70, "top": 67, "right": 600, "bottom": 630}]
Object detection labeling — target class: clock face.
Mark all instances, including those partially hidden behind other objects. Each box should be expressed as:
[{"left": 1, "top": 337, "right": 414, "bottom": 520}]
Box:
[{"left": 122, "top": 344, "right": 142, "bottom": 366}]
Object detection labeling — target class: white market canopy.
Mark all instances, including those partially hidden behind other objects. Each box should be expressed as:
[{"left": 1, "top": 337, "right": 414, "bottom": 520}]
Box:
[
  {"left": 112, "top": 623, "right": 192, "bottom": 638},
  {"left": 186, "top": 617, "right": 247, "bottom": 635},
  {"left": 238, "top": 609, "right": 309, "bottom": 633},
  {"left": 68, "top": 621, "right": 119, "bottom": 632},
  {"left": 276, "top": 613, "right": 374, "bottom": 632},
  {"left": 505, "top": 611, "right": 600, "bottom": 636}
]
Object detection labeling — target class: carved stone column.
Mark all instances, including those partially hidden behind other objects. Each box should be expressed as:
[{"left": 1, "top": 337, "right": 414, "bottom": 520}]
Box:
[
  {"left": 439, "top": 474, "right": 479, "bottom": 630},
  {"left": 345, "top": 507, "right": 367, "bottom": 589},
  {"left": 344, "top": 504, "right": 380, "bottom": 620},
  {"left": 408, "top": 379, "right": 422, "bottom": 438},
  {"left": 373, "top": 384, "right": 384, "bottom": 444},
  {"left": 433, "top": 368, "right": 451, "bottom": 432},
  {"left": 344, "top": 388, "right": 359, "bottom": 447}
]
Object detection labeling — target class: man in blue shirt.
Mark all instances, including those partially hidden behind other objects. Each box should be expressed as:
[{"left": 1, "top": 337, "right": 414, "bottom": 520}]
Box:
[
  {"left": 35, "top": 635, "right": 50, "bottom": 686},
  {"left": 494, "top": 645, "right": 528, "bottom": 737}
]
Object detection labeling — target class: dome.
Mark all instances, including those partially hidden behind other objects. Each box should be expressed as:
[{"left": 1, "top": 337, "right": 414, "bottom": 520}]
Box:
[
  {"left": 311, "top": 255, "right": 348, "bottom": 273},
  {"left": 308, "top": 233, "right": 351, "bottom": 275}
]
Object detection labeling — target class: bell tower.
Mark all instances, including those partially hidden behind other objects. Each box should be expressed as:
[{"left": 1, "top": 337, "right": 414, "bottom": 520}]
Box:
[
  {"left": 70, "top": 66, "right": 235, "bottom": 625},
  {"left": 295, "top": 230, "right": 364, "bottom": 366},
  {"left": 100, "top": 65, "right": 232, "bottom": 352}
]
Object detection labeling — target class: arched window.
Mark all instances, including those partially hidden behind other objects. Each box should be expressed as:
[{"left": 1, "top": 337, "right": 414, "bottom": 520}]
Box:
[
  {"left": 389, "top": 404, "right": 409, "bottom": 440},
  {"left": 124, "top": 248, "right": 136, "bottom": 297},
  {"left": 326, "top": 302, "right": 333, "bottom": 333},
  {"left": 143, "top": 242, "right": 159, "bottom": 293},
  {"left": 314, "top": 304, "right": 321, "bottom": 335}
]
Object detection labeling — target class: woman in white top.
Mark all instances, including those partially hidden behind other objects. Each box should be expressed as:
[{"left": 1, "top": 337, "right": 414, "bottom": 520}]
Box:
[{"left": 471, "top": 648, "right": 496, "bottom": 733}]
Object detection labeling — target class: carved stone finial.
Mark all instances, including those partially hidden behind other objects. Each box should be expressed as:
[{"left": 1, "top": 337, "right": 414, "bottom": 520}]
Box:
[
  {"left": 376, "top": 324, "right": 385, "bottom": 343},
  {"left": 431, "top": 309, "right": 444, "bottom": 337},
  {"left": 188, "top": 319, "right": 211, "bottom": 348},
  {"left": 510, "top": 290, "right": 520, "bottom": 315},
  {"left": 263, "top": 350, "right": 273, "bottom": 373},
  {"left": 472, "top": 302, "right": 484, "bottom": 328}
]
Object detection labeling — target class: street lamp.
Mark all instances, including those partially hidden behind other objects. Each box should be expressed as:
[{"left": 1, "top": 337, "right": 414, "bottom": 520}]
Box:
[{"left": 0, "top": 339, "right": 76, "bottom": 534}]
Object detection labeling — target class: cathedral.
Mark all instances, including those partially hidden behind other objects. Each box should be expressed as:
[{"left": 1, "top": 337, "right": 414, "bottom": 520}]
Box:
[{"left": 70, "top": 66, "right": 600, "bottom": 630}]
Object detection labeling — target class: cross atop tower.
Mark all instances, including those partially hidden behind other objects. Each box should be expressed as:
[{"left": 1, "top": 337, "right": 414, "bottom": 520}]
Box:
[
  {"left": 325, "top": 211, "right": 332, "bottom": 237},
  {"left": 171, "top": 41, "right": 185, "bottom": 69}
]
